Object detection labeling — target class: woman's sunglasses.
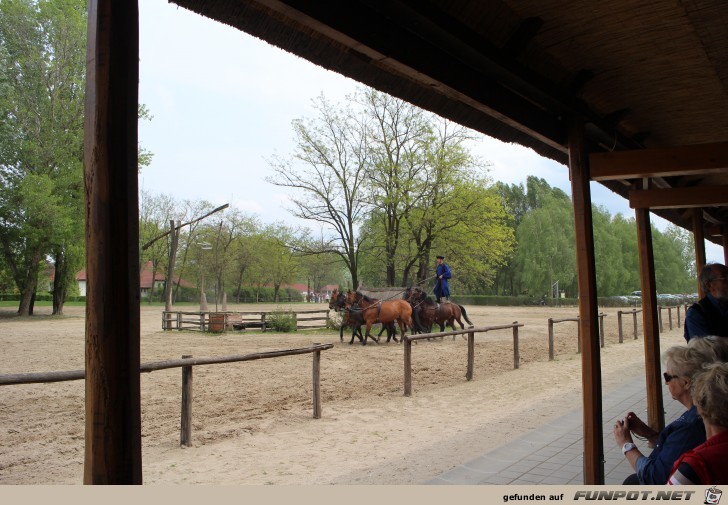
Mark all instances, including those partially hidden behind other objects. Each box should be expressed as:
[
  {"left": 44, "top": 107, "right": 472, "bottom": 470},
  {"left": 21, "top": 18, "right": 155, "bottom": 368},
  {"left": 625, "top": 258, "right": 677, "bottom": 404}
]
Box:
[{"left": 663, "top": 372, "right": 680, "bottom": 384}]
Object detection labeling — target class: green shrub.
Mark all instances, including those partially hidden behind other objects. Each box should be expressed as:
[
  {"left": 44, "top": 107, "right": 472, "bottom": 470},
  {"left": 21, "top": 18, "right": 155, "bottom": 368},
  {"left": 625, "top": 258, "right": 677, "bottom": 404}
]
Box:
[{"left": 267, "top": 309, "right": 298, "bottom": 332}]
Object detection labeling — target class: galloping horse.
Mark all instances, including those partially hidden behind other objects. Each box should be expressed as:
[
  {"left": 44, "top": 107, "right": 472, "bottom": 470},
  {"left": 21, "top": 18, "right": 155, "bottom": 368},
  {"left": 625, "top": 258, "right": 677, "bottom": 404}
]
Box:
[
  {"left": 329, "top": 288, "right": 394, "bottom": 345},
  {"left": 403, "top": 286, "right": 473, "bottom": 338},
  {"left": 346, "top": 291, "right": 414, "bottom": 344}
]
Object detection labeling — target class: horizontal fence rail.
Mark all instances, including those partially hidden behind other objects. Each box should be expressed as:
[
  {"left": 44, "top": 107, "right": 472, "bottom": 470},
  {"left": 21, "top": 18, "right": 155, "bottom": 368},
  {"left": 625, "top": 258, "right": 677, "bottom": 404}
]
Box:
[
  {"left": 548, "top": 313, "right": 607, "bottom": 359},
  {"left": 616, "top": 309, "right": 642, "bottom": 343},
  {"left": 0, "top": 344, "right": 334, "bottom": 447},
  {"left": 162, "top": 309, "right": 330, "bottom": 332},
  {"left": 402, "top": 323, "right": 524, "bottom": 396}
]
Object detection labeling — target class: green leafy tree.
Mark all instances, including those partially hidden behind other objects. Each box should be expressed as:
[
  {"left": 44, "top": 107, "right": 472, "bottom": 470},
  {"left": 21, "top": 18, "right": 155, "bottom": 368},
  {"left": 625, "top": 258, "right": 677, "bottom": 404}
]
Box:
[
  {"left": 513, "top": 192, "right": 576, "bottom": 298},
  {"left": 0, "top": 0, "right": 87, "bottom": 315}
]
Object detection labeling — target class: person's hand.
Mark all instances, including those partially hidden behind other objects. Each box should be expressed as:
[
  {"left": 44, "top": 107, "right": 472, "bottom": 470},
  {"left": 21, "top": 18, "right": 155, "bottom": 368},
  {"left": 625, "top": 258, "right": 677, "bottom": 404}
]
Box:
[
  {"left": 613, "top": 417, "right": 633, "bottom": 446},
  {"left": 625, "top": 411, "right": 658, "bottom": 440}
]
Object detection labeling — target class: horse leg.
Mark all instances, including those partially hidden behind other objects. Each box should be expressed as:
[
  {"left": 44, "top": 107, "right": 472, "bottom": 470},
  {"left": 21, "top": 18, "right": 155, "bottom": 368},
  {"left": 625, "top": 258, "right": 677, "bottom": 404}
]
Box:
[{"left": 365, "top": 321, "right": 378, "bottom": 344}]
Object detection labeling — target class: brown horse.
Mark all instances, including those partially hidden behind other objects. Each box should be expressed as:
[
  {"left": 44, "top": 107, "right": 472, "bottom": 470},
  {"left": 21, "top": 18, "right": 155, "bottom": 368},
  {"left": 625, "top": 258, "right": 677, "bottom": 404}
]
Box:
[
  {"left": 346, "top": 291, "right": 414, "bottom": 344},
  {"left": 403, "top": 286, "right": 473, "bottom": 338},
  {"left": 330, "top": 288, "right": 394, "bottom": 345}
]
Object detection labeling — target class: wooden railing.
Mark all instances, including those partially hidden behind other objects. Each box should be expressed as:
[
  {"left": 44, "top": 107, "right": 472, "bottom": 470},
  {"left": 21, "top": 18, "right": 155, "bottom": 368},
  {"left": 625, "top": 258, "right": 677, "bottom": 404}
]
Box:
[
  {"left": 162, "top": 309, "right": 330, "bottom": 332},
  {"left": 548, "top": 313, "right": 608, "bottom": 359},
  {"left": 402, "top": 323, "right": 524, "bottom": 396},
  {"left": 0, "top": 343, "right": 333, "bottom": 446}
]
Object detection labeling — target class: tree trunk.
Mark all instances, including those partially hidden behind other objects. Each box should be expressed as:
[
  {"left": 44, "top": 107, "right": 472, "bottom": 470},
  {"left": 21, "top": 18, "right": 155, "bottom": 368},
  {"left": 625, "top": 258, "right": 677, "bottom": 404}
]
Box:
[
  {"left": 17, "top": 250, "right": 42, "bottom": 316},
  {"left": 53, "top": 251, "right": 68, "bottom": 315}
]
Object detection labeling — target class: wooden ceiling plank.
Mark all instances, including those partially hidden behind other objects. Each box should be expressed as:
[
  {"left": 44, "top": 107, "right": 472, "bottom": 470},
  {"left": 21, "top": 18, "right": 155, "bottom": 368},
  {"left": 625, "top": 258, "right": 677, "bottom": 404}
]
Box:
[
  {"left": 629, "top": 185, "right": 728, "bottom": 209},
  {"left": 591, "top": 141, "right": 728, "bottom": 181}
]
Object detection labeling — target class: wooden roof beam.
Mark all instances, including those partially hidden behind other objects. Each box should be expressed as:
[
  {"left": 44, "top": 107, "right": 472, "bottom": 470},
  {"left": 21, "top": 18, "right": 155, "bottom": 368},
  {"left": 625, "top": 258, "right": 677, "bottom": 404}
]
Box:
[
  {"left": 590, "top": 141, "right": 728, "bottom": 181},
  {"left": 629, "top": 185, "right": 728, "bottom": 209}
]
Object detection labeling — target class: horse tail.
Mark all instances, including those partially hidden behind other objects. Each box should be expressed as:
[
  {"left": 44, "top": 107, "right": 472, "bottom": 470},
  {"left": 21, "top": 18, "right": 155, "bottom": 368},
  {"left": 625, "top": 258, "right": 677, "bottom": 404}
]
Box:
[{"left": 459, "top": 305, "right": 474, "bottom": 327}]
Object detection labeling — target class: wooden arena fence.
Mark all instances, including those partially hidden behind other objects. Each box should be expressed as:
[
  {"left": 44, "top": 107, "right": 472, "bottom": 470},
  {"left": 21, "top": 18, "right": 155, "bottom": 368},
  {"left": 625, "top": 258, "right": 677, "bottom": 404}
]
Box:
[
  {"left": 402, "top": 323, "right": 524, "bottom": 396},
  {"left": 0, "top": 343, "right": 333, "bottom": 447},
  {"left": 548, "top": 313, "right": 608, "bottom": 360},
  {"left": 616, "top": 309, "right": 642, "bottom": 343},
  {"left": 657, "top": 305, "right": 683, "bottom": 332},
  {"left": 162, "top": 309, "right": 331, "bottom": 332}
]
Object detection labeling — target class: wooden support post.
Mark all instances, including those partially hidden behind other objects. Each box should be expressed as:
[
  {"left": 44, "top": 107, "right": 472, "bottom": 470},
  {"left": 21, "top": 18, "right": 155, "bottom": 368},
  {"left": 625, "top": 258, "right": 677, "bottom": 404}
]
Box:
[
  {"left": 569, "top": 117, "right": 603, "bottom": 484},
  {"left": 577, "top": 321, "right": 581, "bottom": 354},
  {"left": 636, "top": 204, "right": 665, "bottom": 436},
  {"left": 633, "top": 311, "right": 639, "bottom": 340},
  {"left": 512, "top": 322, "right": 520, "bottom": 369},
  {"left": 677, "top": 305, "right": 682, "bottom": 328},
  {"left": 598, "top": 313, "right": 605, "bottom": 348},
  {"left": 404, "top": 338, "right": 412, "bottom": 396},
  {"left": 180, "top": 355, "right": 193, "bottom": 447},
  {"left": 177, "top": 312, "right": 182, "bottom": 330},
  {"left": 83, "top": 0, "right": 141, "bottom": 485},
  {"left": 548, "top": 318, "right": 555, "bottom": 361},
  {"left": 466, "top": 331, "right": 475, "bottom": 380},
  {"left": 618, "top": 311, "right": 624, "bottom": 343},
  {"left": 312, "top": 345, "right": 321, "bottom": 419},
  {"left": 668, "top": 307, "right": 673, "bottom": 330},
  {"left": 693, "top": 208, "right": 707, "bottom": 299}
]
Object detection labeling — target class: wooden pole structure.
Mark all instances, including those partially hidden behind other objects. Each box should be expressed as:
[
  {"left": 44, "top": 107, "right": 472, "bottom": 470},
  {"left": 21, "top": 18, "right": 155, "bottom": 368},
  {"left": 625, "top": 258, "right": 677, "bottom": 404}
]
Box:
[
  {"left": 636, "top": 192, "right": 665, "bottom": 435},
  {"left": 180, "top": 355, "right": 193, "bottom": 447},
  {"left": 512, "top": 322, "right": 520, "bottom": 369},
  {"left": 466, "top": 331, "right": 475, "bottom": 380},
  {"left": 165, "top": 220, "right": 180, "bottom": 312},
  {"left": 312, "top": 345, "right": 322, "bottom": 419},
  {"left": 568, "top": 118, "right": 603, "bottom": 484},
  {"left": 83, "top": 0, "right": 142, "bottom": 484},
  {"left": 693, "top": 208, "right": 707, "bottom": 298}
]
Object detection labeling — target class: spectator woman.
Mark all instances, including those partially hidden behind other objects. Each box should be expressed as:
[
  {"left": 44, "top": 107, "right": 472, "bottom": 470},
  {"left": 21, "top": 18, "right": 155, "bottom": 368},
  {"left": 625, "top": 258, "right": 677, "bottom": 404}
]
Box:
[
  {"left": 668, "top": 362, "right": 728, "bottom": 484},
  {"left": 613, "top": 345, "right": 709, "bottom": 484}
]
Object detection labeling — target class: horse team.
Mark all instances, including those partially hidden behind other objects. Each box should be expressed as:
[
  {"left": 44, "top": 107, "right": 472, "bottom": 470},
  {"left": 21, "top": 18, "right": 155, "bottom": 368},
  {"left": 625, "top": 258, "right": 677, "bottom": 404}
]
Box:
[{"left": 328, "top": 287, "right": 474, "bottom": 345}]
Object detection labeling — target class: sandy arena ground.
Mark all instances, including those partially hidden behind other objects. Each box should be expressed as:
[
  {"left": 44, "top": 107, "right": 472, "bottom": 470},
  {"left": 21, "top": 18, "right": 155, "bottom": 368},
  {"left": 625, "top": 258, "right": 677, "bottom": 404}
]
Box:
[{"left": 0, "top": 302, "right": 686, "bottom": 485}]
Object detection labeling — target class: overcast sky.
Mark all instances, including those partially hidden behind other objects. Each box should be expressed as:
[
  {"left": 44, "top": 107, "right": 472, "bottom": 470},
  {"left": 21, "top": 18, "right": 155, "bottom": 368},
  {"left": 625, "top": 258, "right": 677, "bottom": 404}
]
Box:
[{"left": 136, "top": 0, "right": 722, "bottom": 263}]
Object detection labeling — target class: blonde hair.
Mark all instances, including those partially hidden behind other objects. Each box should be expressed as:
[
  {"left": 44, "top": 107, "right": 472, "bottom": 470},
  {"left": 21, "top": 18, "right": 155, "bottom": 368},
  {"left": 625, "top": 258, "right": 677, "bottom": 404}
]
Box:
[
  {"left": 663, "top": 345, "right": 717, "bottom": 379},
  {"left": 691, "top": 362, "right": 728, "bottom": 428},
  {"left": 687, "top": 336, "right": 728, "bottom": 363}
]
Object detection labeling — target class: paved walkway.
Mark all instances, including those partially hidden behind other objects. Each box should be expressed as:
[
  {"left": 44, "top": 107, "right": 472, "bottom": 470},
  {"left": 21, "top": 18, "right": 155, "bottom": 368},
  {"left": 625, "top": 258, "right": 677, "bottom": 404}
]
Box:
[{"left": 427, "top": 374, "right": 684, "bottom": 485}]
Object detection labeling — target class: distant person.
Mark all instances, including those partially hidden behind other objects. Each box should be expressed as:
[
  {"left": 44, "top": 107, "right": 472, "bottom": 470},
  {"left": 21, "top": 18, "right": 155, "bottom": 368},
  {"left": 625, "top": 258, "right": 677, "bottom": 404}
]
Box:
[
  {"left": 684, "top": 263, "right": 728, "bottom": 341},
  {"left": 613, "top": 345, "right": 709, "bottom": 484},
  {"left": 668, "top": 362, "right": 728, "bottom": 484},
  {"left": 433, "top": 255, "right": 451, "bottom": 303}
]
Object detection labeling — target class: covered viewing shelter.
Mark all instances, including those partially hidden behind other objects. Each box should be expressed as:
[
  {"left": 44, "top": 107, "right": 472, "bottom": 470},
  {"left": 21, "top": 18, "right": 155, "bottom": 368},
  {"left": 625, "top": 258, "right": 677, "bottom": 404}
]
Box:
[{"left": 84, "top": 1, "right": 727, "bottom": 483}]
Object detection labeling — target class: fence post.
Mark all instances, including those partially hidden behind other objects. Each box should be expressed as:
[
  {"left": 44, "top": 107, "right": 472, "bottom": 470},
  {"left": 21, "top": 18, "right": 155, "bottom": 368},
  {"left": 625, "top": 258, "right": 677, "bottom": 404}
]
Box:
[
  {"left": 312, "top": 344, "right": 321, "bottom": 419},
  {"left": 658, "top": 306, "right": 664, "bottom": 332},
  {"left": 177, "top": 312, "right": 182, "bottom": 331},
  {"left": 180, "top": 355, "right": 193, "bottom": 447},
  {"left": 598, "top": 313, "right": 605, "bottom": 348},
  {"left": 548, "top": 318, "right": 555, "bottom": 361},
  {"left": 466, "top": 331, "right": 475, "bottom": 381},
  {"left": 677, "top": 305, "right": 682, "bottom": 328},
  {"left": 512, "top": 321, "right": 520, "bottom": 369},
  {"left": 261, "top": 312, "right": 267, "bottom": 332},
  {"left": 633, "top": 311, "right": 638, "bottom": 340},
  {"left": 404, "top": 337, "right": 412, "bottom": 396},
  {"left": 618, "top": 311, "right": 624, "bottom": 343},
  {"left": 667, "top": 307, "right": 673, "bottom": 330}
]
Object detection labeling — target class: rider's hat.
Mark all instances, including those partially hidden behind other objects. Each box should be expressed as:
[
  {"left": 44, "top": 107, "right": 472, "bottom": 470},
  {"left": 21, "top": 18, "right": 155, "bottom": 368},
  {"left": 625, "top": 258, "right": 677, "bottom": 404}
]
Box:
[{"left": 436, "top": 255, "right": 445, "bottom": 260}]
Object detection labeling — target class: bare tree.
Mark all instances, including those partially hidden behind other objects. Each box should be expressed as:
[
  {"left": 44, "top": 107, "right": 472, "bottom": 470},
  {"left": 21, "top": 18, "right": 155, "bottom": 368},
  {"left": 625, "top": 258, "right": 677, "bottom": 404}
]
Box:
[{"left": 267, "top": 94, "right": 370, "bottom": 289}]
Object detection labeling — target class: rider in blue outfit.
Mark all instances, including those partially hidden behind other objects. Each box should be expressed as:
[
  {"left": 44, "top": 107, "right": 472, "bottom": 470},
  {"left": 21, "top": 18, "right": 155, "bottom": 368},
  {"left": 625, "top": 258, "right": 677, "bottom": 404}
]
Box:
[{"left": 434, "top": 255, "right": 451, "bottom": 303}]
